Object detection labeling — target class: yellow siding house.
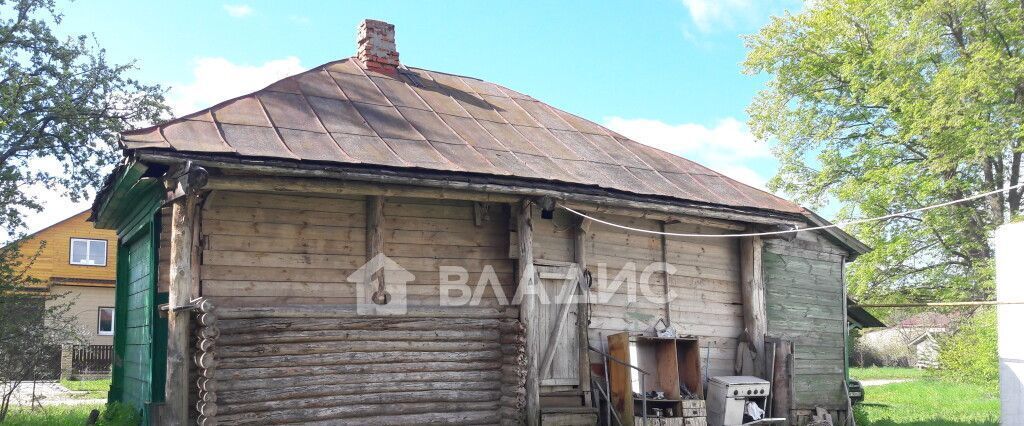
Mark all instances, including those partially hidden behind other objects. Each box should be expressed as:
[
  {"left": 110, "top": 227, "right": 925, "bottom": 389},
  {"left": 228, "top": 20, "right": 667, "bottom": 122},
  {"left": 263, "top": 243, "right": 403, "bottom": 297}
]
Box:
[{"left": 19, "top": 209, "right": 118, "bottom": 345}]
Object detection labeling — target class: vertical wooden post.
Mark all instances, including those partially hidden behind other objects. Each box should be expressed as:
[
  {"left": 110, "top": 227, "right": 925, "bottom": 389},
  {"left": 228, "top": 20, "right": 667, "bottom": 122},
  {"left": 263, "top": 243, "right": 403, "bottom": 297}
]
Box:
[
  {"left": 366, "top": 195, "right": 385, "bottom": 303},
  {"left": 517, "top": 199, "right": 540, "bottom": 426},
  {"left": 574, "top": 217, "right": 592, "bottom": 404},
  {"left": 770, "top": 339, "right": 794, "bottom": 419},
  {"left": 739, "top": 236, "right": 767, "bottom": 378},
  {"left": 166, "top": 190, "right": 198, "bottom": 424},
  {"left": 659, "top": 221, "right": 672, "bottom": 327}
]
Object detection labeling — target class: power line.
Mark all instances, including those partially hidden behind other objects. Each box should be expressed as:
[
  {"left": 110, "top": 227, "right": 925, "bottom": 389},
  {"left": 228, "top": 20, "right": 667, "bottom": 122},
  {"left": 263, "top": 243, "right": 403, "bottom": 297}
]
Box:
[
  {"left": 850, "top": 300, "right": 1024, "bottom": 308},
  {"left": 559, "top": 182, "right": 1024, "bottom": 239}
]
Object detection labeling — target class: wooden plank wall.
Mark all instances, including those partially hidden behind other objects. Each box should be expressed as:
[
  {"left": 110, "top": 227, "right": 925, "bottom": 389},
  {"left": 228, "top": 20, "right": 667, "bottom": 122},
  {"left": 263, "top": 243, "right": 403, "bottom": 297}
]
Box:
[
  {"left": 763, "top": 231, "right": 847, "bottom": 411},
  {"left": 198, "top": 191, "right": 511, "bottom": 307},
  {"left": 531, "top": 209, "right": 742, "bottom": 378}
]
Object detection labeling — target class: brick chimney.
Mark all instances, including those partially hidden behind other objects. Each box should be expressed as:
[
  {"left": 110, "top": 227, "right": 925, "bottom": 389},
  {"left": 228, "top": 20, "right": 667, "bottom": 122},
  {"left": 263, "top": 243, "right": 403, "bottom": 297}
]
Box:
[{"left": 357, "top": 19, "right": 399, "bottom": 76}]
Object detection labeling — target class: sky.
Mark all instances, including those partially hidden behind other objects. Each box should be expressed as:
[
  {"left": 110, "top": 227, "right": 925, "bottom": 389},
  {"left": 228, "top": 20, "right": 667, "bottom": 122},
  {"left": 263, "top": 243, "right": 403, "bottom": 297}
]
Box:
[{"left": 23, "top": 0, "right": 807, "bottom": 235}]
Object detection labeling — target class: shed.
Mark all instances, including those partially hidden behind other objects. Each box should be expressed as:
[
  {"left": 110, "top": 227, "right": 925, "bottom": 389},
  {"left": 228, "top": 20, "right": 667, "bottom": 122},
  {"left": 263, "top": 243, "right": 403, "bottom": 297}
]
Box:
[{"left": 92, "top": 19, "right": 869, "bottom": 426}]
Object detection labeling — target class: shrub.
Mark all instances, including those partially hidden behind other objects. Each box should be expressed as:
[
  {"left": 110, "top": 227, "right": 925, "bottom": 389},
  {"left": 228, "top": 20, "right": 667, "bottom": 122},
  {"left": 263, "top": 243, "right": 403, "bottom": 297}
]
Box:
[
  {"left": 937, "top": 308, "right": 998, "bottom": 385},
  {"left": 96, "top": 402, "right": 140, "bottom": 426}
]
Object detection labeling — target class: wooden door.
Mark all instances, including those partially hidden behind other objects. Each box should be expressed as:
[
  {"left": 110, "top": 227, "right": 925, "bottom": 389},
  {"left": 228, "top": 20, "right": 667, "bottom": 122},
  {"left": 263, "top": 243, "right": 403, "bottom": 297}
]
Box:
[{"left": 536, "top": 263, "right": 582, "bottom": 387}]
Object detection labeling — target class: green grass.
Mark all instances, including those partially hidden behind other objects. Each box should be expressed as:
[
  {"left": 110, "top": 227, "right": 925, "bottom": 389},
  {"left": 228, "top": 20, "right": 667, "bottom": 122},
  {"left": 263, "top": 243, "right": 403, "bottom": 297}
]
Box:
[
  {"left": 60, "top": 378, "right": 111, "bottom": 399},
  {"left": 3, "top": 404, "right": 102, "bottom": 426},
  {"left": 850, "top": 367, "right": 928, "bottom": 381},
  {"left": 854, "top": 378, "right": 999, "bottom": 425}
]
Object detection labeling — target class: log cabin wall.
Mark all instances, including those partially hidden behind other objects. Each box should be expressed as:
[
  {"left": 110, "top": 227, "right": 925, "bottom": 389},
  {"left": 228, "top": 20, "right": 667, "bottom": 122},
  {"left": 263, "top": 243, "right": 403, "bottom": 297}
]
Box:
[
  {"left": 531, "top": 208, "right": 743, "bottom": 378},
  {"left": 197, "top": 191, "right": 513, "bottom": 307}
]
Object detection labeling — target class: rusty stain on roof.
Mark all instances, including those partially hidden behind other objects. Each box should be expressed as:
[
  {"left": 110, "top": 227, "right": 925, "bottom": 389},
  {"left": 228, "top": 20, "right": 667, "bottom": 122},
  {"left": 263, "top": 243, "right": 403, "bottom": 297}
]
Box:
[{"left": 122, "top": 57, "right": 802, "bottom": 214}]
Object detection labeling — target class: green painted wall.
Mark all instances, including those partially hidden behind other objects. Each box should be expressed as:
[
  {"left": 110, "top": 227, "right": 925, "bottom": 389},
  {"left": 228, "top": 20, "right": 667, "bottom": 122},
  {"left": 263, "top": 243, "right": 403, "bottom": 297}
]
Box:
[{"left": 763, "top": 234, "right": 848, "bottom": 409}]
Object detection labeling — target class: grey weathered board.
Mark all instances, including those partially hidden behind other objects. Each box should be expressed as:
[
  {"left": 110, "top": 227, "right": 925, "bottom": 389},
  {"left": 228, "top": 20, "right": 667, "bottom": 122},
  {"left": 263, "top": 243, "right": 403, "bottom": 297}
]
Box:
[
  {"left": 763, "top": 232, "right": 847, "bottom": 409},
  {"left": 536, "top": 263, "right": 581, "bottom": 387}
]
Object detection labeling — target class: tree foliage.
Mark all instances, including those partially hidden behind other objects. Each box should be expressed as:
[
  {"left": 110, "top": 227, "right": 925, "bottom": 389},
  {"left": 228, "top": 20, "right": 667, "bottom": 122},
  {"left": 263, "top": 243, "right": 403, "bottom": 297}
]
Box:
[
  {"left": 745, "top": 0, "right": 1024, "bottom": 302},
  {"left": 0, "top": 0, "right": 167, "bottom": 233}
]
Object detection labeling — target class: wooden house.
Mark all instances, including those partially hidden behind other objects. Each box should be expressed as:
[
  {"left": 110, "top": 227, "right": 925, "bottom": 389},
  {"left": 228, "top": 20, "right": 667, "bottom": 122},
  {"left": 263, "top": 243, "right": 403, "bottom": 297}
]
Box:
[
  {"left": 17, "top": 209, "right": 118, "bottom": 346},
  {"left": 91, "top": 19, "right": 869, "bottom": 425}
]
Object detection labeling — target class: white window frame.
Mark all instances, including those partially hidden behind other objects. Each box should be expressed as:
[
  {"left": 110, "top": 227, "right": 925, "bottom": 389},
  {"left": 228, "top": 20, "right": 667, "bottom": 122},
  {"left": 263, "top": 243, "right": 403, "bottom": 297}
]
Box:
[
  {"left": 70, "top": 238, "right": 107, "bottom": 267},
  {"left": 97, "top": 307, "right": 115, "bottom": 335}
]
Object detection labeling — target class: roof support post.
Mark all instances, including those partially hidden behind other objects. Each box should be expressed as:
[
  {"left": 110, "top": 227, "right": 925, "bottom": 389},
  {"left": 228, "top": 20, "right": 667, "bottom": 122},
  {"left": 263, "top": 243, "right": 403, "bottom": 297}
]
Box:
[
  {"left": 574, "top": 216, "right": 592, "bottom": 405},
  {"left": 164, "top": 165, "right": 207, "bottom": 425},
  {"left": 516, "top": 199, "right": 540, "bottom": 426},
  {"left": 739, "top": 236, "right": 767, "bottom": 378}
]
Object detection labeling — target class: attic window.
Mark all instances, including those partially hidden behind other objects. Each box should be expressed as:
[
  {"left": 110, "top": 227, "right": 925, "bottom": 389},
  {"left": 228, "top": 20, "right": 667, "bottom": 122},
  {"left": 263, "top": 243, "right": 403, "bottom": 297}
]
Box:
[{"left": 70, "top": 238, "right": 107, "bottom": 266}]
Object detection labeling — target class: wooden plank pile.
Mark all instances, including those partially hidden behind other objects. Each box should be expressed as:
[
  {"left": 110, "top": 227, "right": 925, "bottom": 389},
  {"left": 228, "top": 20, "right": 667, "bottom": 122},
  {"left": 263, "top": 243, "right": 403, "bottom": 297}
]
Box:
[{"left": 190, "top": 304, "right": 522, "bottom": 425}]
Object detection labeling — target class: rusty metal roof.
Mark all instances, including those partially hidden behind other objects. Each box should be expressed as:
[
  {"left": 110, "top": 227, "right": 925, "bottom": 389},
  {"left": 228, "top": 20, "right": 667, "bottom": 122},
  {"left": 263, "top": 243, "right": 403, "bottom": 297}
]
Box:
[{"left": 122, "top": 57, "right": 802, "bottom": 214}]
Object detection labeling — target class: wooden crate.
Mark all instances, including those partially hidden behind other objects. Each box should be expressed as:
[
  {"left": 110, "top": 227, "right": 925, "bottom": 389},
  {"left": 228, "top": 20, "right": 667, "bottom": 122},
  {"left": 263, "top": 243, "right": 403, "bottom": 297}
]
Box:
[{"left": 608, "top": 332, "right": 706, "bottom": 426}]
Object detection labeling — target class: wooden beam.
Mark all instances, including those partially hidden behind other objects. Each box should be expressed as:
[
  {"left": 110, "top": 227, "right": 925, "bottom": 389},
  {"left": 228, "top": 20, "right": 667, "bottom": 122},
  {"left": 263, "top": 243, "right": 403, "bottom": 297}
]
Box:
[
  {"left": 769, "top": 339, "right": 794, "bottom": 419},
  {"left": 365, "top": 195, "right": 385, "bottom": 305},
  {"left": 739, "top": 236, "right": 767, "bottom": 379},
  {"left": 206, "top": 175, "right": 519, "bottom": 203},
  {"left": 660, "top": 221, "right": 672, "bottom": 327},
  {"left": 516, "top": 199, "right": 540, "bottom": 426},
  {"left": 573, "top": 217, "right": 592, "bottom": 404},
  {"left": 165, "top": 187, "right": 199, "bottom": 424}
]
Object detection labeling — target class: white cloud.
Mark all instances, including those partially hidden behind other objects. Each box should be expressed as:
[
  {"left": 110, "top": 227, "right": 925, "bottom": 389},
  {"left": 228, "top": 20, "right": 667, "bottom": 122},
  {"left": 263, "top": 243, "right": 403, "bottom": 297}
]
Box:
[
  {"left": 603, "top": 116, "right": 773, "bottom": 189},
  {"left": 223, "top": 4, "right": 253, "bottom": 18},
  {"left": 680, "top": 0, "right": 803, "bottom": 34},
  {"left": 167, "top": 56, "right": 305, "bottom": 115}
]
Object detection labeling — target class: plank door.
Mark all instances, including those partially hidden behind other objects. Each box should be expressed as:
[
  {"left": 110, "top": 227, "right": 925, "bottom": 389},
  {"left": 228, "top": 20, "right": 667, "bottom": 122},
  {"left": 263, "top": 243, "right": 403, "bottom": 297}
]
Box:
[
  {"left": 536, "top": 263, "right": 582, "bottom": 387},
  {"left": 121, "top": 230, "right": 154, "bottom": 409}
]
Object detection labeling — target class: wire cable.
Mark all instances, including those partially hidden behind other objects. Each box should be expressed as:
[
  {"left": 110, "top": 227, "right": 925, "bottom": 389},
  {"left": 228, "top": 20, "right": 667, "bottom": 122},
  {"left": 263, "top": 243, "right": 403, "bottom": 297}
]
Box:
[{"left": 559, "top": 182, "right": 1024, "bottom": 238}]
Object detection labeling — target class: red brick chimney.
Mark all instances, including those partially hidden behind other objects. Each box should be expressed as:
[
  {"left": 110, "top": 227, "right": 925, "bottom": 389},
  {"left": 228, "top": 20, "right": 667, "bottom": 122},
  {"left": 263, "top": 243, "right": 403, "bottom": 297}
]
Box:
[{"left": 357, "top": 19, "right": 399, "bottom": 76}]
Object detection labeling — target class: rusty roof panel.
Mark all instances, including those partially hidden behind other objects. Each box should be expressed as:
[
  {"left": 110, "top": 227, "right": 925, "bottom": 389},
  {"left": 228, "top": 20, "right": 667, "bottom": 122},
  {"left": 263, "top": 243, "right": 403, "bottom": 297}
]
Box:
[
  {"left": 438, "top": 114, "right": 506, "bottom": 151},
  {"left": 278, "top": 128, "right": 354, "bottom": 163},
  {"left": 352, "top": 102, "right": 425, "bottom": 140},
  {"left": 429, "top": 141, "right": 504, "bottom": 175},
  {"left": 162, "top": 120, "right": 234, "bottom": 153},
  {"left": 331, "top": 133, "right": 405, "bottom": 166},
  {"left": 410, "top": 85, "right": 471, "bottom": 118},
  {"left": 212, "top": 97, "right": 272, "bottom": 127},
  {"left": 514, "top": 100, "right": 573, "bottom": 131},
  {"left": 477, "top": 121, "right": 540, "bottom": 155},
  {"left": 296, "top": 71, "right": 347, "bottom": 100},
  {"left": 122, "top": 127, "right": 169, "bottom": 149},
  {"left": 220, "top": 123, "right": 296, "bottom": 159},
  {"left": 476, "top": 148, "right": 541, "bottom": 178},
  {"left": 258, "top": 92, "right": 324, "bottom": 132},
  {"left": 396, "top": 107, "right": 464, "bottom": 145},
  {"left": 483, "top": 95, "right": 539, "bottom": 127},
  {"left": 331, "top": 71, "right": 391, "bottom": 106},
  {"left": 382, "top": 138, "right": 457, "bottom": 170},
  {"left": 120, "top": 57, "right": 804, "bottom": 215},
  {"left": 371, "top": 76, "right": 428, "bottom": 109},
  {"left": 307, "top": 97, "right": 376, "bottom": 136}
]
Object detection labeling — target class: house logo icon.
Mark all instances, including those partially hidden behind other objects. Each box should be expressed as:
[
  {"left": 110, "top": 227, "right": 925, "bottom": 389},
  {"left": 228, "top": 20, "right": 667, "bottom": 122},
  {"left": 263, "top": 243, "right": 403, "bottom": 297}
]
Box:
[{"left": 347, "top": 253, "right": 415, "bottom": 315}]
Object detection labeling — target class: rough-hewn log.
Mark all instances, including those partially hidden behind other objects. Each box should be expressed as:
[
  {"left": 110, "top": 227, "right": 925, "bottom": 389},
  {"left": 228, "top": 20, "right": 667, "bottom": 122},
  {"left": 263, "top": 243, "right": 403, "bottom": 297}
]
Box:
[
  {"left": 166, "top": 185, "right": 199, "bottom": 425},
  {"left": 197, "top": 401, "right": 218, "bottom": 417},
  {"left": 216, "top": 340, "right": 498, "bottom": 358},
  {"left": 194, "top": 352, "right": 217, "bottom": 369},
  {"left": 770, "top": 339, "right": 794, "bottom": 419},
  {"left": 218, "top": 381, "right": 500, "bottom": 405},
  {"left": 217, "top": 317, "right": 504, "bottom": 334},
  {"left": 216, "top": 329, "right": 499, "bottom": 345},
  {"left": 197, "top": 377, "right": 217, "bottom": 393},
  {"left": 739, "top": 236, "right": 767, "bottom": 379},
  {"left": 219, "top": 370, "right": 503, "bottom": 392},
  {"left": 197, "top": 414, "right": 216, "bottom": 426},
  {"left": 301, "top": 411, "right": 500, "bottom": 426},
  {"left": 575, "top": 216, "right": 593, "bottom": 401},
  {"left": 217, "top": 349, "right": 501, "bottom": 369},
  {"left": 199, "top": 390, "right": 217, "bottom": 402},
  {"left": 194, "top": 298, "right": 216, "bottom": 314},
  {"left": 196, "top": 312, "right": 218, "bottom": 327},
  {"left": 197, "top": 326, "right": 221, "bottom": 339},
  {"left": 219, "top": 390, "right": 502, "bottom": 416},
  {"left": 217, "top": 360, "right": 502, "bottom": 381},
  {"left": 195, "top": 338, "right": 216, "bottom": 352},
  {"left": 217, "top": 305, "right": 516, "bottom": 320},
  {"left": 516, "top": 199, "right": 539, "bottom": 426},
  {"left": 198, "top": 367, "right": 216, "bottom": 379},
  {"left": 215, "top": 401, "right": 499, "bottom": 425},
  {"left": 365, "top": 195, "right": 385, "bottom": 306}
]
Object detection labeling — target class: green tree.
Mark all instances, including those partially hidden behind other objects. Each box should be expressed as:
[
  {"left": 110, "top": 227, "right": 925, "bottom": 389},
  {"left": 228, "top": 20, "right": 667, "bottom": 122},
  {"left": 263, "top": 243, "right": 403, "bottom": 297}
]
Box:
[
  {"left": 744, "top": 0, "right": 1023, "bottom": 302},
  {"left": 0, "top": 0, "right": 167, "bottom": 233}
]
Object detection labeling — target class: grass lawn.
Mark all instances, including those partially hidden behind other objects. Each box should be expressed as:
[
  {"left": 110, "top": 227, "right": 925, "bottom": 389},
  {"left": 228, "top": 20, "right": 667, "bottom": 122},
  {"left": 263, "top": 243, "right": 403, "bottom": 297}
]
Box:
[
  {"left": 3, "top": 404, "right": 102, "bottom": 426},
  {"left": 850, "top": 366, "right": 928, "bottom": 381},
  {"left": 60, "top": 378, "right": 111, "bottom": 399},
  {"left": 854, "top": 373, "right": 999, "bottom": 425}
]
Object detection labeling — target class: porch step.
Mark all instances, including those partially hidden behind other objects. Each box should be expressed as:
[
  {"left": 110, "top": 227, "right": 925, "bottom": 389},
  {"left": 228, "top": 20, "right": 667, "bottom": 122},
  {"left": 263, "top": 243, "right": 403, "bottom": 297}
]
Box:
[
  {"left": 541, "top": 407, "right": 599, "bottom": 426},
  {"left": 541, "top": 390, "right": 585, "bottom": 407}
]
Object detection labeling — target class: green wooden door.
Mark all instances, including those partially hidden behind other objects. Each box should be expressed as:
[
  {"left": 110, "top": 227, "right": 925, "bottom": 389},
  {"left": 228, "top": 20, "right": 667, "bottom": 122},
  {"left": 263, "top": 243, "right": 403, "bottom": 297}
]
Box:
[{"left": 122, "top": 231, "right": 154, "bottom": 409}]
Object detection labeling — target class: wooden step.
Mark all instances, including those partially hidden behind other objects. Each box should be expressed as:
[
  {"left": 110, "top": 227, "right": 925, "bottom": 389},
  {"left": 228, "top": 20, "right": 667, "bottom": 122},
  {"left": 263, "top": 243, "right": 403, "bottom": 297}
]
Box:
[
  {"left": 542, "top": 408, "right": 599, "bottom": 426},
  {"left": 541, "top": 390, "right": 584, "bottom": 408}
]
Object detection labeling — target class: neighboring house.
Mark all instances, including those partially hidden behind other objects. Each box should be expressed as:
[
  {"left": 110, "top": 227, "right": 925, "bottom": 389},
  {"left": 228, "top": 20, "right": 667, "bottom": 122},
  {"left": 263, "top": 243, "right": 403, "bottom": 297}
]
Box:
[
  {"left": 856, "top": 311, "right": 954, "bottom": 368},
  {"left": 18, "top": 209, "right": 117, "bottom": 346},
  {"left": 91, "top": 20, "right": 870, "bottom": 425}
]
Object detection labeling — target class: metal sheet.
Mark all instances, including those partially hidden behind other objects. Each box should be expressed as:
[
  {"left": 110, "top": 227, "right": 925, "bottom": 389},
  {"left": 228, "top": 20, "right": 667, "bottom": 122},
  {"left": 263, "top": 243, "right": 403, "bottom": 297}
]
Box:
[
  {"left": 162, "top": 120, "right": 234, "bottom": 153},
  {"left": 212, "top": 97, "right": 272, "bottom": 127},
  {"left": 278, "top": 128, "right": 354, "bottom": 163},
  {"left": 353, "top": 102, "right": 425, "bottom": 140},
  {"left": 296, "top": 71, "right": 347, "bottom": 100},
  {"left": 258, "top": 92, "right": 324, "bottom": 132},
  {"left": 219, "top": 123, "right": 297, "bottom": 159},
  {"left": 331, "top": 71, "right": 391, "bottom": 106},
  {"left": 331, "top": 133, "right": 405, "bottom": 167},
  {"left": 307, "top": 97, "right": 377, "bottom": 136},
  {"left": 397, "top": 107, "right": 465, "bottom": 145}
]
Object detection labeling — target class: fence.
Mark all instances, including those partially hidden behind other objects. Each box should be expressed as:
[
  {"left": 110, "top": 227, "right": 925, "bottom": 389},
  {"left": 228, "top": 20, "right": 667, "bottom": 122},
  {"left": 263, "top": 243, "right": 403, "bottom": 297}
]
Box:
[{"left": 70, "top": 344, "right": 114, "bottom": 375}]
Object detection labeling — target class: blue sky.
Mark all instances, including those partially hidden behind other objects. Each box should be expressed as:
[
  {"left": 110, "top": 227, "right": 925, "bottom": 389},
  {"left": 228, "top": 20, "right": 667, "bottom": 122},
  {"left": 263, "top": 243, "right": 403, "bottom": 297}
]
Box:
[{"left": 27, "top": 0, "right": 806, "bottom": 233}]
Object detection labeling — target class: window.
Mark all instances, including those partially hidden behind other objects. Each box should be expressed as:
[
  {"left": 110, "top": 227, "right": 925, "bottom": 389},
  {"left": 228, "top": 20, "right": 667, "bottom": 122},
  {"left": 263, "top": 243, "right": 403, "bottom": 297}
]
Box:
[
  {"left": 98, "top": 307, "right": 114, "bottom": 335},
  {"left": 70, "top": 238, "right": 107, "bottom": 266}
]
